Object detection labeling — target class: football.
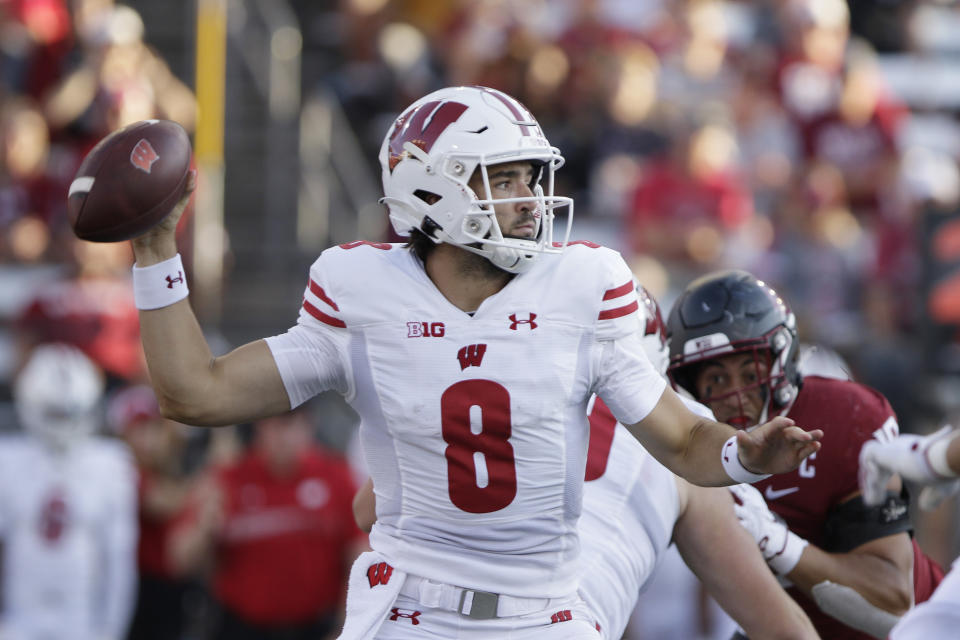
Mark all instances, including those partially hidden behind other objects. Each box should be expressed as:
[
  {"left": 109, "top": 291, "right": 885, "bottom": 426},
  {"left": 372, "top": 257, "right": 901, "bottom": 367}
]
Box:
[{"left": 67, "top": 119, "right": 193, "bottom": 242}]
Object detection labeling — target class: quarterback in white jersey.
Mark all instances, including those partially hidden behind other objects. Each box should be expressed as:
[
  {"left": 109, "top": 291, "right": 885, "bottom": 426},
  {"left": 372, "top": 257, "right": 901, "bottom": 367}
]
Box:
[
  {"left": 0, "top": 344, "right": 137, "bottom": 640},
  {"left": 351, "top": 284, "right": 818, "bottom": 639},
  {"left": 128, "top": 86, "right": 821, "bottom": 639}
]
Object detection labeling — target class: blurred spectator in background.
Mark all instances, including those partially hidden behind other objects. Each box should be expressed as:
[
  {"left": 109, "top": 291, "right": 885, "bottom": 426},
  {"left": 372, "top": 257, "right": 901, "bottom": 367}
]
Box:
[
  {"left": 108, "top": 383, "right": 214, "bottom": 640},
  {"left": 14, "top": 238, "right": 143, "bottom": 385},
  {"left": 169, "top": 408, "right": 365, "bottom": 640},
  {"left": 0, "top": 343, "right": 137, "bottom": 640},
  {"left": 627, "top": 116, "right": 754, "bottom": 271},
  {"left": 43, "top": 2, "right": 195, "bottom": 147}
]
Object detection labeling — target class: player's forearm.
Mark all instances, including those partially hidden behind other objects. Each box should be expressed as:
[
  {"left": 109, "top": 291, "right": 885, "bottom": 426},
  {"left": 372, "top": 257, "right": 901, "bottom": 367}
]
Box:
[
  {"left": 677, "top": 485, "right": 819, "bottom": 639},
  {"left": 787, "top": 543, "right": 913, "bottom": 615},
  {"left": 138, "top": 299, "right": 220, "bottom": 423},
  {"left": 629, "top": 389, "right": 740, "bottom": 486}
]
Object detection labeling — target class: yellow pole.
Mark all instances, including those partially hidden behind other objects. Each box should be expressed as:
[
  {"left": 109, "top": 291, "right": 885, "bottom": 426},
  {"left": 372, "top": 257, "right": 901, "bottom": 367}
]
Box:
[{"left": 193, "top": 0, "right": 227, "bottom": 322}]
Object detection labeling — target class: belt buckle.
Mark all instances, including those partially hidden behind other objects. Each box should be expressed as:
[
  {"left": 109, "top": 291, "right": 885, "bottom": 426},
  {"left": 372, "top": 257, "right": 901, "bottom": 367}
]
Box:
[{"left": 458, "top": 589, "right": 499, "bottom": 619}]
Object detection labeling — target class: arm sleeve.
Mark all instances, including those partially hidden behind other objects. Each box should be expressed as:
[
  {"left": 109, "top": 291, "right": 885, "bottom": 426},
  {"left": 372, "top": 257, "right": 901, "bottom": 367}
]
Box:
[
  {"left": 97, "top": 446, "right": 139, "bottom": 640},
  {"left": 593, "top": 333, "right": 667, "bottom": 426},
  {"left": 264, "top": 254, "right": 351, "bottom": 408}
]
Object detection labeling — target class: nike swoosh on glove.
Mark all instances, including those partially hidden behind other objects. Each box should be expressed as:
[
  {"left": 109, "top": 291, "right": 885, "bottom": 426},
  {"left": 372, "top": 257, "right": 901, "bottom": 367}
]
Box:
[{"left": 728, "top": 483, "right": 809, "bottom": 576}]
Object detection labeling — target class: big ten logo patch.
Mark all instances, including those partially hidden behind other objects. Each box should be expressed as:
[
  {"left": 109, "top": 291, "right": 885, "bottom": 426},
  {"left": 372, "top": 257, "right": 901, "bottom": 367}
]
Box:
[{"left": 408, "top": 322, "right": 445, "bottom": 338}]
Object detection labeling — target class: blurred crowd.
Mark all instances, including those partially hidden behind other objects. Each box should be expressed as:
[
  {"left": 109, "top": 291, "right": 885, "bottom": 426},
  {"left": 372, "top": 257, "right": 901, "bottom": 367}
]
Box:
[
  {"left": 3, "top": 0, "right": 960, "bottom": 639},
  {"left": 304, "top": 0, "right": 960, "bottom": 439}
]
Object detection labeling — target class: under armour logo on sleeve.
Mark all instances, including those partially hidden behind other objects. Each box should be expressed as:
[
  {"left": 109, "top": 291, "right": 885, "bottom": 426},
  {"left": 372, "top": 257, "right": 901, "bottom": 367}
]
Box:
[{"left": 166, "top": 271, "right": 184, "bottom": 288}]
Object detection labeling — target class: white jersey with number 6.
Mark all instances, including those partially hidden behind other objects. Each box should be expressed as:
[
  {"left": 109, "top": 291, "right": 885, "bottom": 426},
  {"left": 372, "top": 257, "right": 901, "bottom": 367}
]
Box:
[
  {"left": 0, "top": 435, "right": 137, "bottom": 640},
  {"left": 266, "top": 241, "right": 666, "bottom": 598}
]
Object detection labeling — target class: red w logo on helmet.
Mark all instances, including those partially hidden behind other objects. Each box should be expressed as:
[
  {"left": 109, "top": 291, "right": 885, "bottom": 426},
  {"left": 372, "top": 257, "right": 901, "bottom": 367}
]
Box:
[{"left": 387, "top": 100, "right": 468, "bottom": 171}]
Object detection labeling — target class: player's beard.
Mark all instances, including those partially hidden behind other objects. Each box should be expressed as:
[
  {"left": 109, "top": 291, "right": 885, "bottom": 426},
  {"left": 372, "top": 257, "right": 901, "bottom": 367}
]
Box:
[{"left": 459, "top": 246, "right": 516, "bottom": 279}]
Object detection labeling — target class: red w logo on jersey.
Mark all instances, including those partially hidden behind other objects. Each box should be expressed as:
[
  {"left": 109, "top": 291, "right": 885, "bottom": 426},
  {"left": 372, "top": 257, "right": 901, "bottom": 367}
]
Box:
[
  {"left": 457, "top": 344, "right": 487, "bottom": 370},
  {"left": 387, "top": 100, "right": 468, "bottom": 171},
  {"left": 130, "top": 139, "right": 159, "bottom": 173},
  {"left": 366, "top": 561, "right": 394, "bottom": 588}
]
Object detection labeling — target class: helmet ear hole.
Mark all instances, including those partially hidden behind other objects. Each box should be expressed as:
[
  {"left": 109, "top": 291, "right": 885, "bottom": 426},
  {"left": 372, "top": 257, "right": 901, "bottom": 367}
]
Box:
[{"left": 414, "top": 190, "right": 441, "bottom": 205}]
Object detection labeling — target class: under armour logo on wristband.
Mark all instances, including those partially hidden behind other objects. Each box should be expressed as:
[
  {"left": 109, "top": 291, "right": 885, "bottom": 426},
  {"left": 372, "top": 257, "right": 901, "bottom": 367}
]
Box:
[
  {"left": 389, "top": 608, "right": 421, "bottom": 625},
  {"left": 166, "top": 271, "right": 184, "bottom": 288}
]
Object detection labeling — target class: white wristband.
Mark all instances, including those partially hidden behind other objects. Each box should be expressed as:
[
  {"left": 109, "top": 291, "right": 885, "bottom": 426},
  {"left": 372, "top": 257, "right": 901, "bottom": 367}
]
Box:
[
  {"left": 133, "top": 254, "right": 189, "bottom": 310},
  {"left": 722, "top": 435, "right": 772, "bottom": 484},
  {"left": 767, "top": 529, "right": 809, "bottom": 576}
]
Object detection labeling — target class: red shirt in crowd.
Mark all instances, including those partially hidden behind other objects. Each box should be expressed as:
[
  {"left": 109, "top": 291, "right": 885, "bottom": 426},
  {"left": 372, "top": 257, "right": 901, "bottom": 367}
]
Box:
[{"left": 209, "top": 447, "right": 364, "bottom": 625}]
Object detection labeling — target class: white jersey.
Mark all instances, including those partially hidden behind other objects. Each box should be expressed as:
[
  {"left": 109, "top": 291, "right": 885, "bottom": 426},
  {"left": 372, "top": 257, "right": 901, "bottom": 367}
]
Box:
[
  {"left": 266, "top": 242, "right": 666, "bottom": 598},
  {"left": 891, "top": 557, "right": 960, "bottom": 640},
  {"left": 577, "top": 394, "right": 716, "bottom": 639},
  {"left": 0, "top": 434, "right": 138, "bottom": 640}
]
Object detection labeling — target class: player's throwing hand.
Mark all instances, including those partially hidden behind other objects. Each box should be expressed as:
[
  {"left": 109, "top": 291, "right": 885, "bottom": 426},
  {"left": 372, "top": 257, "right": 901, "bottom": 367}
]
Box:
[{"left": 737, "top": 416, "right": 824, "bottom": 476}]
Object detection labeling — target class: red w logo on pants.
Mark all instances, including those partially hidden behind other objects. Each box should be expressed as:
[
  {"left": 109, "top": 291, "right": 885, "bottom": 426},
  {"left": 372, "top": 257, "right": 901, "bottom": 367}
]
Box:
[{"left": 366, "top": 562, "right": 394, "bottom": 588}]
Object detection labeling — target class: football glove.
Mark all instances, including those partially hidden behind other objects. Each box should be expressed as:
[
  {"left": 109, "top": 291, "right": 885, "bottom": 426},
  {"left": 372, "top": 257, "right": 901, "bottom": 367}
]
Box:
[
  {"left": 859, "top": 425, "right": 960, "bottom": 509},
  {"left": 728, "top": 483, "right": 809, "bottom": 576}
]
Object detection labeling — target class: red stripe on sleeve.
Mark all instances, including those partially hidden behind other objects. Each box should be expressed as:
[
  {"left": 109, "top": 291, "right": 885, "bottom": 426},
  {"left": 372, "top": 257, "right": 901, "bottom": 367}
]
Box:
[
  {"left": 303, "top": 300, "right": 346, "bottom": 328},
  {"left": 598, "top": 300, "right": 639, "bottom": 320},
  {"left": 602, "top": 281, "right": 634, "bottom": 300},
  {"left": 309, "top": 280, "right": 340, "bottom": 311}
]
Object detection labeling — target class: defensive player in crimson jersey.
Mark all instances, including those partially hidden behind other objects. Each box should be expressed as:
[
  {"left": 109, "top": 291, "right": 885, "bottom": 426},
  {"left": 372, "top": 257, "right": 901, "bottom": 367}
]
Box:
[
  {"left": 666, "top": 270, "right": 944, "bottom": 640},
  {"left": 128, "top": 86, "right": 821, "bottom": 639}
]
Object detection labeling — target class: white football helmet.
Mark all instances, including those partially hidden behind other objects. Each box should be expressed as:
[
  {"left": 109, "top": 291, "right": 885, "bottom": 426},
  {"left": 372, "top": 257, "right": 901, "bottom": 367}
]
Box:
[
  {"left": 636, "top": 282, "right": 670, "bottom": 375},
  {"left": 13, "top": 343, "right": 105, "bottom": 451},
  {"left": 379, "top": 85, "right": 573, "bottom": 273}
]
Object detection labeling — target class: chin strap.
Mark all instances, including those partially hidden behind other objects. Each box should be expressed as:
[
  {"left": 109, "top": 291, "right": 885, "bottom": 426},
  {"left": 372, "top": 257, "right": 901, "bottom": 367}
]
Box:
[{"left": 811, "top": 580, "right": 901, "bottom": 639}]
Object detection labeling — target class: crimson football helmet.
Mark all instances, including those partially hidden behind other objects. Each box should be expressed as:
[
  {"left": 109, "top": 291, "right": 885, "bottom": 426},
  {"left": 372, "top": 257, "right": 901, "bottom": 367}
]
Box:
[
  {"left": 379, "top": 86, "right": 573, "bottom": 273},
  {"left": 14, "top": 343, "right": 105, "bottom": 451},
  {"left": 636, "top": 282, "right": 669, "bottom": 375},
  {"left": 666, "top": 270, "right": 799, "bottom": 422}
]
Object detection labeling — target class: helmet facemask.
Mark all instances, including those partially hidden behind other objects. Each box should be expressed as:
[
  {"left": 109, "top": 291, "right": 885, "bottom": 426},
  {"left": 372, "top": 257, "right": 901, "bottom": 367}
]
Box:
[{"left": 670, "top": 326, "right": 798, "bottom": 428}]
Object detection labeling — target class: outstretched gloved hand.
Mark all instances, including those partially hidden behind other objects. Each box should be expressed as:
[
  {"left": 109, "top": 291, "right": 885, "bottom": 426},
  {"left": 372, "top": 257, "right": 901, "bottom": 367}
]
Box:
[
  {"left": 859, "top": 425, "right": 960, "bottom": 510},
  {"left": 727, "top": 483, "right": 809, "bottom": 576}
]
